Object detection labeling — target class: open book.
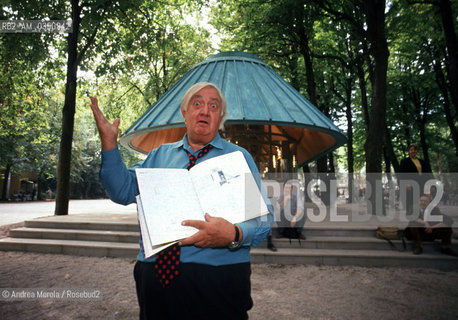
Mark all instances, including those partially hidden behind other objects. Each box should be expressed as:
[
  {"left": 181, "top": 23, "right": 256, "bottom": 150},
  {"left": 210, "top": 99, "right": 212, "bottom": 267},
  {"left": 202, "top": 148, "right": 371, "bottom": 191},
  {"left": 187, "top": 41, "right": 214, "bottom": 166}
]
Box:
[{"left": 136, "top": 151, "right": 269, "bottom": 258}]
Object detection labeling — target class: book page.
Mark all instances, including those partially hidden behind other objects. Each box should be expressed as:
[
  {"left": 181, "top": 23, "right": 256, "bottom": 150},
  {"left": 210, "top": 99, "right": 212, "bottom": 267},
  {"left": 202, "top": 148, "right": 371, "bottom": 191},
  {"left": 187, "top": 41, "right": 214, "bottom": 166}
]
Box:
[
  {"left": 136, "top": 196, "right": 179, "bottom": 257},
  {"left": 135, "top": 169, "right": 204, "bottom": 246},
  {"left": 189, "top": 151, "right": 269, "bottom": 223}
]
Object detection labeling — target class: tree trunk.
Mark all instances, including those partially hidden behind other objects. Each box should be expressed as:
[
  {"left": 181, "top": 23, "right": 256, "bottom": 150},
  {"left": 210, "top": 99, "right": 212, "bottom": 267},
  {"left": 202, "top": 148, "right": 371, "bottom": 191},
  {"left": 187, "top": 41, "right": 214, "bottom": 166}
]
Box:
[
  {"left": 295, "top": 3, "right": 327, "bottom": 174},
  {"left": 438, "top": 0, "right": 458, "bottom": 117},
  {"left": 287, "top": 52, "right": 300, "bottom": 92},
  {"left": 356, "top": 59, "right": 370, "bottom": 133},
  {"left": 431, "top": 47, "right": 458, "bottom": 157},
  {"left": 363, "top": 0, "right": 389, "bottom": 174},
  {"left": 362, "top": 0, "right": 389, "bottom": 215},
  {"left": 2, "top": 163, "right": 12, "bottom": 201},
  {"left": 419, "top": 106, "right": 431, "bottom": 171},
  {"left": 300, "top": 35, "right": 318, "bottom": 108},
  {"left": 54, "top": 0, "right": 81, "bottom": 215},
  {"left": 383, "top": 147, "right": 390, "bottom": 173},
  {"left": 385, "top": 121, "right": 400, "bottom": 173},
  {"left": 344, "top": 77, "right": 354, "bottom": 202},
  {"left": 400, "top": 100, "right": 412, "bottom": 149}
]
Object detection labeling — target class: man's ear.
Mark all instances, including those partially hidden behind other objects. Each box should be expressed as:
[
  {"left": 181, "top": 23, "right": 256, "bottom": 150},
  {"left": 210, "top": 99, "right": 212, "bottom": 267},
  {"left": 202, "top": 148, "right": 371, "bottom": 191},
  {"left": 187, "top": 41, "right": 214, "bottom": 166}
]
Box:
[{"left": 181, "top": 107, "right": 186, "bottom": 119}]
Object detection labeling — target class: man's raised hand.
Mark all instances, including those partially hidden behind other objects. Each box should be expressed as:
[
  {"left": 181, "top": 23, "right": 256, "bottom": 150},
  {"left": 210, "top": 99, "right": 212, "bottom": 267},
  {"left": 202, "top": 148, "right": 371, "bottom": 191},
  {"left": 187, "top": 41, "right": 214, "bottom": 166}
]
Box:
[{"left": 89, "top": 96, "right": 120, "bottom": 151}]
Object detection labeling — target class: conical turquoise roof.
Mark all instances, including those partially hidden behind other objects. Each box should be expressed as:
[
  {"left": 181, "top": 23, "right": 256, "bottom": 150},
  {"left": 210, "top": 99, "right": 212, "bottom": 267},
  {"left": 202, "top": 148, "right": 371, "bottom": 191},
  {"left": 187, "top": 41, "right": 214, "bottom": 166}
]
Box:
[{"left": 120, "top": 51, "right": 346, "bottom": 168}]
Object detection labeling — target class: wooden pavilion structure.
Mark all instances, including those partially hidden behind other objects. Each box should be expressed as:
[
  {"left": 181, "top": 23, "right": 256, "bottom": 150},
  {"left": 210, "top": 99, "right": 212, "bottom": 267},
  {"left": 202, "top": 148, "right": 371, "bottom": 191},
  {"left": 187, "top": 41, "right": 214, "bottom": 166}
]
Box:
[{"left": 119, "top": 51, "right": 347, "bottom": 174}]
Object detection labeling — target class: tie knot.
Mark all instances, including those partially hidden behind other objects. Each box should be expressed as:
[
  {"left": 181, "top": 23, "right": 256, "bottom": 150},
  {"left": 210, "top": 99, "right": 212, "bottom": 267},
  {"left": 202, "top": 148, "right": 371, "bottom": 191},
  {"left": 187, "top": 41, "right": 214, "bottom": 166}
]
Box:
[
  {"left": 198, "top": 144, "right": 213, "bottom": 157},
  {"left": 186, "top": 144, "right": 213, "bottom": 170}
]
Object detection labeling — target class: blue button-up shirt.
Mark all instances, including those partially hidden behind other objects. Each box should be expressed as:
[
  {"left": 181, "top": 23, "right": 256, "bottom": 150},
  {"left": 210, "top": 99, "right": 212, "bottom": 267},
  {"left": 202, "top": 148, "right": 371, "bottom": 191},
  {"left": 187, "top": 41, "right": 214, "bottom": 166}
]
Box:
[{"left": 100, "top": 133, "right": 273, "bottom": 265}]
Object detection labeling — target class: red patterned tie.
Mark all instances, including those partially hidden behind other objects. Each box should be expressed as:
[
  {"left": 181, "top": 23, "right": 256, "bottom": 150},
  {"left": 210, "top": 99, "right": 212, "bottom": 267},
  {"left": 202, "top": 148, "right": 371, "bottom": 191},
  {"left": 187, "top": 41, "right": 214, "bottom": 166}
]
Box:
[
  {"left": 154, "top": 244, "right": 180, "bottom": 287},
  {"left": 155, "top": 144, "right": 214, "bottom": 287},
  {"left": 185, "top": 144, "right": 214, "bottom": 170}
]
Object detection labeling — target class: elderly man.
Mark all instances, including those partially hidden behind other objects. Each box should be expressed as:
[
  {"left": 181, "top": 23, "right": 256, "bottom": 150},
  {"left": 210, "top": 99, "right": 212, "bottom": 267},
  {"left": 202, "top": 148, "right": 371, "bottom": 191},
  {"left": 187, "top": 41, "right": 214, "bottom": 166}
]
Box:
[{"left": 90, "top": 82, "right": 273, "bottom": 320}]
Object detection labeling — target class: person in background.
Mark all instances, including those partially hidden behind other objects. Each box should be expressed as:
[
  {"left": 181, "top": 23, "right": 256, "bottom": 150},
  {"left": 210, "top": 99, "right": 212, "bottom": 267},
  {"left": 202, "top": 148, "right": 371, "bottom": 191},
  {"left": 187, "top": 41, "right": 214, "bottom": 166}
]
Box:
[
  {"left": 405, "top": 194, "right": 457, "bottom": 256},
  {"left": 399, "top": 144, "right": 432, "bottom": 215},
  {"left": 276, "top": 181, "right": 305, "bottom": 240},
  {"left": 45, "top": 187, "right": 52, "bottom": 199}
]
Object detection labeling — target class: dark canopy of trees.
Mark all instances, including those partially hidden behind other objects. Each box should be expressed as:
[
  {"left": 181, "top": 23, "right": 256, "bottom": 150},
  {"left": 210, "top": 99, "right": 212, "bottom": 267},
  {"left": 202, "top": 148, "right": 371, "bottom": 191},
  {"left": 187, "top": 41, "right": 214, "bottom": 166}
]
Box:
[{"left": 1, "top": 0, "right": 457, "bottom": 213}]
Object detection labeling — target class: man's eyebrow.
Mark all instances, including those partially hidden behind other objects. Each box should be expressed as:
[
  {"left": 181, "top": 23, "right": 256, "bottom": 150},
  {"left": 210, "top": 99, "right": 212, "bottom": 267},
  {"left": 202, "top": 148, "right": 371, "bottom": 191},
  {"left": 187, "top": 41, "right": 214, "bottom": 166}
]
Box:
[{"left": 191, "top": 94, "right": 221, "bottom": 102}]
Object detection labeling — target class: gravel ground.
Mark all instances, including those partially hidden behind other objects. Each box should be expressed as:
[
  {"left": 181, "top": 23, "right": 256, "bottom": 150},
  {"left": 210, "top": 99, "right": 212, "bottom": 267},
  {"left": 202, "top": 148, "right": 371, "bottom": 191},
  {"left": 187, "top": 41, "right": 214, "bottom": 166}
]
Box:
[{"left": 1, "top": 251, "right": 458, "bottom": 320}]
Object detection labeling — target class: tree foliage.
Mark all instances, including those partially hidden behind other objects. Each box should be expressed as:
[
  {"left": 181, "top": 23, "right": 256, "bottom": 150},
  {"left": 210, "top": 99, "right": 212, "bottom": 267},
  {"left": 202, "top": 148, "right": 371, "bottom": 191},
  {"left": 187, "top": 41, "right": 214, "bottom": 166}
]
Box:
[
  {"left": 211, "top": 0, "right": 457, "bottom": 170},
  {"left": 0, "top": 0, "right": 213, "bottom": 203},
  {"left": 1, "top": 0, "right": 457, "bottom": 204}
]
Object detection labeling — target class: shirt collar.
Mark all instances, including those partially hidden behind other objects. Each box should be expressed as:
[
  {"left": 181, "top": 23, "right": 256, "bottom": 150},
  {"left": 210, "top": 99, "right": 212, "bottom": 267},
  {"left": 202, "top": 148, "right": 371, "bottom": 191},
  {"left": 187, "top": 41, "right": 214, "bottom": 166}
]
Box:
[{"left": 174, "top": 133, "right": 224, "bottom": 153}]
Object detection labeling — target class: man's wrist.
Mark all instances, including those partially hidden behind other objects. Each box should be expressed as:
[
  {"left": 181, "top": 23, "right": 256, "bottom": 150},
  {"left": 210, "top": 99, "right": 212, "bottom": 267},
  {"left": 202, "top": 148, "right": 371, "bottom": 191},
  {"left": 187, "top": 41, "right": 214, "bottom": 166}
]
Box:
[
  {"left": 228, "top": 224, "right": 242, "bottom": 250},
  {"left": 101, "top": 140, "right": 118, "bottom": 151}
]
